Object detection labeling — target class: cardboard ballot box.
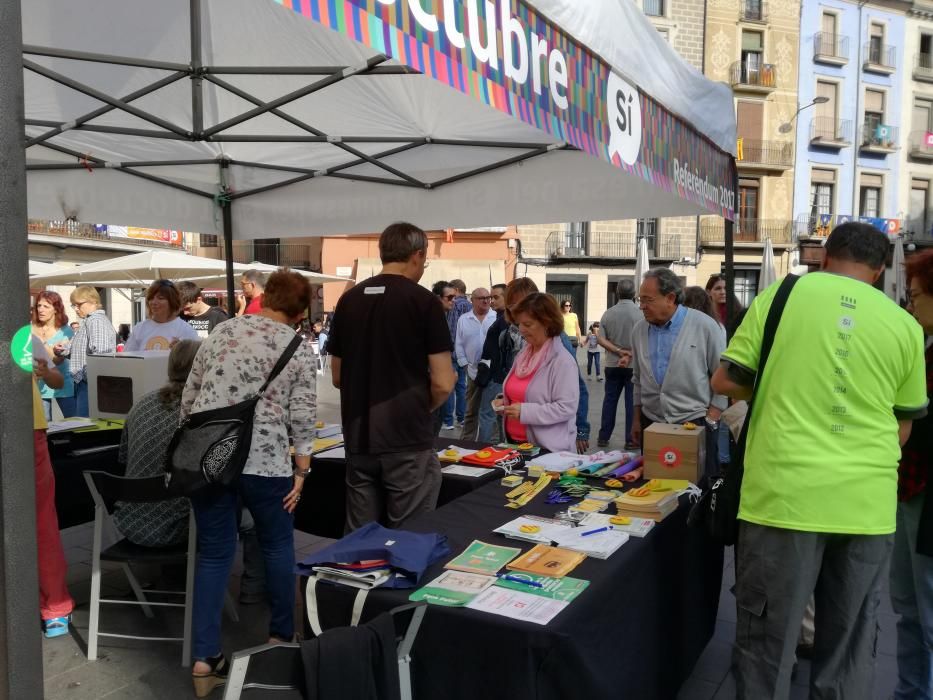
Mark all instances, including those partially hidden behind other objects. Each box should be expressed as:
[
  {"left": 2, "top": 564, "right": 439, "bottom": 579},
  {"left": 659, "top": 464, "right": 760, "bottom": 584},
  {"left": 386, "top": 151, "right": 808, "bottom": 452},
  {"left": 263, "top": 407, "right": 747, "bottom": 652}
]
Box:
[{"left": 643, "top": 423, "right": 705, "bottom": 483}]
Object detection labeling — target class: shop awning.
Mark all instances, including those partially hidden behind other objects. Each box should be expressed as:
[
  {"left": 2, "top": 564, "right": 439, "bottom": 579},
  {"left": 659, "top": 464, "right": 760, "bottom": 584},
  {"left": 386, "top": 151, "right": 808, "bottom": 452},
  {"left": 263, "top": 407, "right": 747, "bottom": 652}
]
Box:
[{"left": 22, "top": 0, "right": 737, "bottom": 240}]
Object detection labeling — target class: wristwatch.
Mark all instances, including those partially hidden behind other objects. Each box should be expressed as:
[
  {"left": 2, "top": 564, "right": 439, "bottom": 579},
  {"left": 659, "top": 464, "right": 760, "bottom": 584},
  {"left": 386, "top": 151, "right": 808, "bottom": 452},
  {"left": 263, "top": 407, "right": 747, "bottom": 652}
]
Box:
[{"left": 294, "top": 467, "right": 311, "bottom": 479}]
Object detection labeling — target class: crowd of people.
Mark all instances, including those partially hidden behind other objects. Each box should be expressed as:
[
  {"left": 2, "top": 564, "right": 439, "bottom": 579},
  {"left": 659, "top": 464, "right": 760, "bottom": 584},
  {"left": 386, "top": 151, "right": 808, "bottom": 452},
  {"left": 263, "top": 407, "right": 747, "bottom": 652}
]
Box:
[{"left": 26, "top": 219, "right": 933, "bottom": 699}]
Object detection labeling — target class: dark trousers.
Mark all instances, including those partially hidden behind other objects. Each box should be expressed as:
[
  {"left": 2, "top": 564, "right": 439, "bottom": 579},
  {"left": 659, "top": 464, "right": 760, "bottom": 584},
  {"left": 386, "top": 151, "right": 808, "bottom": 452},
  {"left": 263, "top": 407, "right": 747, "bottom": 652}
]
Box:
[
  {"left": 586, "top": 352, "right": 601, "bottom": 376},
  {"left": 734, "top": 521, "right": 893, "bottom": 699},
  {"left": 345, "top": 448, "right": 442, "bottom": 532},
  {"left": 598, "top": 367, "right": 634, "bottom": 443}
]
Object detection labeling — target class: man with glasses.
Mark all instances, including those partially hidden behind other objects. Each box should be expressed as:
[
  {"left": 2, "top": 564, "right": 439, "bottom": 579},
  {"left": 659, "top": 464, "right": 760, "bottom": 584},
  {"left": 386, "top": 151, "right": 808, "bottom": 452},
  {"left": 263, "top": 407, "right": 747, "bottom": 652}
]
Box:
[
  {"left": 475, "top": 284, "right": 508, "bottom": 443},
  {"left": 455, "top": 288, "right": 495, "bottom": 440},
  {"left": 239, "top": 270, "right": 266, "bottom": 316}
]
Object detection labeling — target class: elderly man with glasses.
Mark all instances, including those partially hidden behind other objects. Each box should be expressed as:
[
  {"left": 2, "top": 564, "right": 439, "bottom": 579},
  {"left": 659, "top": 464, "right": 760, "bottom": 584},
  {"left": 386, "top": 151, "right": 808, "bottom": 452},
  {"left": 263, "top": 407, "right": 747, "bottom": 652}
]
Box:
[{"left": 455, "top": 288, "right": 496, "bottom": 441}]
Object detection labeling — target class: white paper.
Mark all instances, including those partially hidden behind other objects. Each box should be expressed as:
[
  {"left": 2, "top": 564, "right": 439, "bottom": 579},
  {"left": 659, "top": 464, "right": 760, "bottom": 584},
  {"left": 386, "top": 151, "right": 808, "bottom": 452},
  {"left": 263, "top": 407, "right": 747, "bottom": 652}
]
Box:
[
  {"left": 424, "top": 570, "right": 497, "bottom": 595},
  {"left": 46, "top": 419, "right": 96, "bottom": 434},
  {"left": 551, "top": 528, "right": 629, "bottom": 559},
  {"left": 437, "top": 445, "right": 478, "bottom": 462},
  {"left": 441, "top": 465, "right": 489, "bottom": 478},
  {"left": 466, "top": 587, "right": 569, "bottom": 625},
  {"left": 578, "top": 513, "right": 655, "bottom": 538},
  {"left": 314, "top": 446, "right": 346, "bottom": 459},
  {"left": 524, "top": 452, "right": 585, "bottom": 472},
  {"left": 493, "top": 516, "right": 574, "bottom": 544},
  {"left": 31, "top": 334, "right": 52, "bottom": 365}
]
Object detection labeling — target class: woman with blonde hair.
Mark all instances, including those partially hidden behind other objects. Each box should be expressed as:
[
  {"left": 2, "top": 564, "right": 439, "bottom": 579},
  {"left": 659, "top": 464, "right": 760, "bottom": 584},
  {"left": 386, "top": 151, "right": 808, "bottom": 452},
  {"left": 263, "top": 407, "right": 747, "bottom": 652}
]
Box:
[
  {"left": 55, "top": 286, "right": 116, "bottom": 416},
  {"left": 114, "top": 340, "right": 201, "bottom": 548}
]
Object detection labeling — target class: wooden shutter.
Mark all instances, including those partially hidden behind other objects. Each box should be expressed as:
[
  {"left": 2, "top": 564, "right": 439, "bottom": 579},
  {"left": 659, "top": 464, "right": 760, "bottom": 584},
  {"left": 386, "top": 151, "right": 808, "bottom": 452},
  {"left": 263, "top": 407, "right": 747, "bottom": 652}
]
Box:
[
  {"left": 865, "top": 90, "right": 884, "bottom": 114},
  {"left": 861, "top": 173, "right": 883, "bottom": 188},
  {"left": 812, "top": 168, "right": 836, "bottom": 184},
  {"left": 817, "top": 82, "right": 836, "bottom": 119},
  {"left": 821, "top": 13, "right": 836, "bottom": 37},
  {"left": 737, "top": 102, "right": 764, "bottom": 142}
]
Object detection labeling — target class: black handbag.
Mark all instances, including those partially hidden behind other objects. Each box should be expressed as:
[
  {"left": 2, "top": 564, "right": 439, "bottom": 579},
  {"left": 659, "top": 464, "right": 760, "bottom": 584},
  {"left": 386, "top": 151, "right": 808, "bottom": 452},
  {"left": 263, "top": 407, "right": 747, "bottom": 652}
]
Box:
[
  {"left": 164, "top": 333, "right": 303, "bottom": 496},
  {"left": 688, "top": 274, "right": 799, "bottom": 545}
]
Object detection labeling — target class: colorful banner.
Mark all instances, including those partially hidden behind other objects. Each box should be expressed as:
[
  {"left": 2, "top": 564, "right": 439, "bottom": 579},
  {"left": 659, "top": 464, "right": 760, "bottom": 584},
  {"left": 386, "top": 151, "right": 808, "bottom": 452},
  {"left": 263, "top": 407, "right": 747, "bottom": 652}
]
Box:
[
  {"left": 271, "top": 0, "right": 736, "bottom": 220},
  {"left": 925, "top": 131, "right": 933, "bottom": 149},
  {"left": 105, "top": 225, "right": 183, "bottom": 246},
  {"left": 833, "top": 215, "right": 901, "bottom": 238}
]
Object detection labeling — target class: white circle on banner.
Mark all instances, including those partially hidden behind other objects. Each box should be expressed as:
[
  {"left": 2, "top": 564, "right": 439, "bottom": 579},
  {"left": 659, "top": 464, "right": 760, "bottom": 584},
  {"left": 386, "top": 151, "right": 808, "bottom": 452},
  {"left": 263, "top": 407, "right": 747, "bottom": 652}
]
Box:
[{"left": 606, "top": 72, "right": 642, "bottom": 166}]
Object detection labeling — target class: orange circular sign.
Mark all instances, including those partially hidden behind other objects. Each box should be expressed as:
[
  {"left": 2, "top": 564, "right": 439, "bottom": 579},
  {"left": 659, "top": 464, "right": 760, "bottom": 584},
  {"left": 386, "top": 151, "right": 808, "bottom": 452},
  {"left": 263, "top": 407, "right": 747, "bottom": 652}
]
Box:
[{"left": 659, "top": 446, "right": 682, "bottom": 468}]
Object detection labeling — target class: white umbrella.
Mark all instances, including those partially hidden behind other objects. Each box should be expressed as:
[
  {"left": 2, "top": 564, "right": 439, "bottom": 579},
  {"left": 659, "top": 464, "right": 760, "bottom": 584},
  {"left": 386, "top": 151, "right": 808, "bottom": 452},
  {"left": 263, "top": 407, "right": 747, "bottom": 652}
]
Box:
[
  {"left": 28, "top": 249, "right": 249, "bottom": 287},
  {"left": 28, "top": 260, "right": 66, "bottom": 277},
  {"left": 892, "top": 236, "right": 906, "bottom": 307},
  {"left": 237, "top": 262, "right": 352, "bottom": 284},
  {"left": 758, "top": 238, "right": 777, "bottom": 293},
  {"left": 633, "top": 237, "right": 650, "bottom": 291}
]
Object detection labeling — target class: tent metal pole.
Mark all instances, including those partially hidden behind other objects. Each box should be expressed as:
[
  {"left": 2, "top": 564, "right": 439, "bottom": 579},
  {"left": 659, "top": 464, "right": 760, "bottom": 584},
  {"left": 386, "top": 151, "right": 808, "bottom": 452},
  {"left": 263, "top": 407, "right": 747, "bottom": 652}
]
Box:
[
  {"left": 430, "top": 145, "right": 567, "bottom": 188},
  {"left": 190, "top": 0, "right": 203, "bottom": 135},
  {"left": 23, "top": 44, "right": 189, "bottom": 71},
  {"left": 24, "top": 60, "right": 191, "bottom": 137},
  {"left": 205, "top": 65, "right": 417, "bottom": 75},
  {"left": 27, "top": 122, "right": 190, "bottom": 141},
  {"left": 0, "top": 0, "right": 43, "bottom": 694},
  {"left": 230, "top": 140, "right": 426, "bottom": 175},
  {"left": 28, "top": 158, "right": 220, "bottom": 170},
  {"left": 209, "top": 134, "right": 417, "bottom": 143},
  {"left": 724, "top": 159, "right": 738, "bottom": 335},
  {"left": 221, "top": 161, "right": 236, "bottom": 312},
  {"left": 24, "top": 70, "right": 189, "bottom": 147}
]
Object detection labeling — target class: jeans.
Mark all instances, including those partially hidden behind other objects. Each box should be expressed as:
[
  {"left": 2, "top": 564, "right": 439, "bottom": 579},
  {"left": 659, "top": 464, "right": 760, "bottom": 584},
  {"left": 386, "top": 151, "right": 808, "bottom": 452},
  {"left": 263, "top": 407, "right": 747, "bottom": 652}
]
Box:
[
  {"left": 191, "top": 475, "right": 295, "bottom": 660},
  {"left": 586, "top": 352, "right": 601, "bottom": 376},
  {"left": 734, "top": 521, "right": 892, "bottom": 699},
  {"left": 73, "top": 379, "right": 89, "bottom": 417},
  {"left": 891, "top": 494, "right": 933, "bottom": 700},
  {"left": 598, "top": 368, "right": 634, "bottom": 443},
  {"left": 477, "top": 382, "right": 503, "bottom": 444},
  {"left": 442, "top": 360, "right": 467, "bottom": 426}
]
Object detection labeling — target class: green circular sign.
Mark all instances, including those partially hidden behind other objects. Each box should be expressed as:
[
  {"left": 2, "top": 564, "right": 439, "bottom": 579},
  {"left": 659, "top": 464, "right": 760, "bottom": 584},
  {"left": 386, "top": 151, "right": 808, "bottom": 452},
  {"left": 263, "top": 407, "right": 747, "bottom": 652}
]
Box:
[{"left": 10, "top": 325, "right": 34, "bottom": 371}]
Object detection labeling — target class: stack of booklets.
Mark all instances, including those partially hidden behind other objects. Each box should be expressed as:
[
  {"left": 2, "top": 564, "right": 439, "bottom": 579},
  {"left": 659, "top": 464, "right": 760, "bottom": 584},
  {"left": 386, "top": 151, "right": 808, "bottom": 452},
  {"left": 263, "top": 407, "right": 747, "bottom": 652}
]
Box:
[
  {"left": 444, "top": 540, "right": 522, "bottom": 575},
  {"left": 314, "top": 423, "right": 342, "bottom": 438},
  {"left": 493, "top": 516, "right": 573, "bottom": 544},
  {"left": 311, "top": 559, "right": 393, "bottom": 590},
  {"left": 506, "top": 544, "right": 586, "bottom": 578},
  {"left": 614, "top": 488, "right": 680, "bottom": 522}
]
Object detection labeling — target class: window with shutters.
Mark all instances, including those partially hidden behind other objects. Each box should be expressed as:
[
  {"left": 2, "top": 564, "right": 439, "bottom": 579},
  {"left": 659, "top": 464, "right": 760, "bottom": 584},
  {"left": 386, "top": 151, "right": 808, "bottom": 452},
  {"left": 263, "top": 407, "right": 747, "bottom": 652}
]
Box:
[
  {"left": 909, "top": 180, "right": 930, "bottom": 237},
  {"left": 863, "top": 89, "right": 885, "bottom": 145},
  {"left": 741, "top": 31, "right": 764, "bottom": 82},
  {"left": 636, "top": 219, "right": 659, "bottom": 255},
  {"left": 810, "top": 169, "right": 836, "bottom": 220},
  {"left": 738, "top": 179, "right": 760, "bottom": 240},
  {"left": 565, "top": 222, "right": 589, "bottom": 252},
  {"left": 869, "top": 23, "right": 884, "bottom": 64},
  {"left": 737, "top": 101, "right": 764, "bottom": 161},
  {"left": 859, "top": 173, "right": 883, "bottom": 218}
]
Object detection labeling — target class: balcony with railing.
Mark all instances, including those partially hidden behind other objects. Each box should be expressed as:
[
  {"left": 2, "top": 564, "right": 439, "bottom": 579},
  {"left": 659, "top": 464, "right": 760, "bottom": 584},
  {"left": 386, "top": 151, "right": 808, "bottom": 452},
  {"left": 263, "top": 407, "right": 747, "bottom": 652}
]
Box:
[
  {"left": 810, "top": 117, "right": 852, "bottom": 149},
  {"left": 27, "top": 219, "right": 181, "bottom": 248},
  {"left": 813, "top": 32, "right": 849, "bottom": 65},
  {"left": 859, "top": 124, "right": 899, "bottom": 154},
  {"left": 737, "top": 140, "right": 793, "bottom": 172},
  {"left": 863, "top": 42, "right": 896, "bottom": 74},
  {"left": 700, "top": 219, "right": 794, "bottom": 245},
  {"left": 740, "top": 0, "right": 767, "bottom": 23},
  {"left": 187, "top": 241, "right": 313, "bottom": 268},
  {"left": 729, "top": 61, "right": 777, "bottom": 92},
  {"left": 915, "top": 53, "right": 933, "bottom": 82},
  {"left": 545, "top": 230, "right": 686, "bottom": 260},
  {"left": 908, "top": 130, "right": 933, "bottom": 160}
]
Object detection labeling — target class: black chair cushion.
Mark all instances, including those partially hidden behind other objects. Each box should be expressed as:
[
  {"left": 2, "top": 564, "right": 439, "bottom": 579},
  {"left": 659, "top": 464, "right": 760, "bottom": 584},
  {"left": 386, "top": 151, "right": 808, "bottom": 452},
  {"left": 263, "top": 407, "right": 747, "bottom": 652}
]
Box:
[{"left": 101, "top": 538, "right": 189, "bottom": 565}]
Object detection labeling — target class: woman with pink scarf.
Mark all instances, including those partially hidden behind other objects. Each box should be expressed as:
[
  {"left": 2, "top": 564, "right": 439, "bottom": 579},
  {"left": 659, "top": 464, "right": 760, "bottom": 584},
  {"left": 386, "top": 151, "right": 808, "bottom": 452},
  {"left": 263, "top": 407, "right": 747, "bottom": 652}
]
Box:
[{"left": 493, "top": 293, "right": 580, "bottom": 453}]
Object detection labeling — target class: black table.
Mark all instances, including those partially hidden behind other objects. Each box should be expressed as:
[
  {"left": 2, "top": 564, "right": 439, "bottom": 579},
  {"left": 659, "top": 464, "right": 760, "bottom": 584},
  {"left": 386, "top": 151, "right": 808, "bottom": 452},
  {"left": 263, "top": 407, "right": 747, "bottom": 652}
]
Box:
[
  {"left": 47, "top": 426, "right": 124, "bottom": 529},
  {"left": 304, "top": 480, "right": 723, "bottom": 700},
  {"left": 294, "top": 437, "right": 502, "bottom": 538}
]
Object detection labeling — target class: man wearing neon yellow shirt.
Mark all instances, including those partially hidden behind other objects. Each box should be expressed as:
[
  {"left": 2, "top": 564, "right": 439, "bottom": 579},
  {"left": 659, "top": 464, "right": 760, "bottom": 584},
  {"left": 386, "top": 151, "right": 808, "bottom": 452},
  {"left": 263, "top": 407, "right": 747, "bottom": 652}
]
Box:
[{"left": 712, "top": 222, "right": 928, "bottom": 698}]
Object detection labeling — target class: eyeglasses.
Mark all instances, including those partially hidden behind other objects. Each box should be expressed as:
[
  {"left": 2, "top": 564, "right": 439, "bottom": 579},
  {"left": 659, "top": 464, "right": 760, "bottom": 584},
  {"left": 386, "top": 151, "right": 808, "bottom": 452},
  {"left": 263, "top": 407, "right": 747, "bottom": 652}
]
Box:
[
  {"left": 474, "top": 296, "right": 492, "bottom": 302},
  {"left": 442, "top": 294, "right": 456, "bottom": 300},
  {"left": 71, "top": 301, "right": 89, "bottom": 310},
  {"left": 562, "top": 304, "right": 571, "bottom": 308}
]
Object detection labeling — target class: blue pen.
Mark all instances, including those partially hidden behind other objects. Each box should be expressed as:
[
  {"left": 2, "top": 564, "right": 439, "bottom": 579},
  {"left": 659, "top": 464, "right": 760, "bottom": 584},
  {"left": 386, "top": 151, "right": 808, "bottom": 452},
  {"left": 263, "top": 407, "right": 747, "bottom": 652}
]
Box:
[
  {"left": 580, "top": 526, "right": 611, "bottom": 537},
  {"left": 498, "top": 574, "right": 544, "bottom": 588}
]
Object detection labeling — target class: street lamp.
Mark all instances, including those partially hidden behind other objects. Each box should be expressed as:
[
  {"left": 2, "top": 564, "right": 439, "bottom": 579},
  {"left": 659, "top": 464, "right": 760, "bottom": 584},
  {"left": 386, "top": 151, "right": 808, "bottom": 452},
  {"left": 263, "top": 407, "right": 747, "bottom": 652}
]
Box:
[{"left": 778, "top": 96, "right": 829, "bottom": 134}]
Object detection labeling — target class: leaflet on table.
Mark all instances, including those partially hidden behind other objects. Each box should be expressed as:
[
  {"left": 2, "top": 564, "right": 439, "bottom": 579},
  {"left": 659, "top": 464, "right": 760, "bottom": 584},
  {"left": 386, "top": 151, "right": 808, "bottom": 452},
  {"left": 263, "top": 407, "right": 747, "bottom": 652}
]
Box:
[
  {"left": 493, "top": 515, "right": 574, "bottom": 544},
  {"left": 437, "top": 445, "right": 478, "bottom": 463},
  {"left": 465, "top": 587, "right": 569, "bottom": 625},
  {"left": 551, "top": 528, "right": 629, "bottom": 560},
  {"left": 314, "top": 445, "right": 346, "bottom": 459},
  {"left": 579, "top": 513, "right": 656, "bottom": 538},
  {"left": 441, "top": 465, "right": 490, "bottom": 478},
  {"left": 312, "top": 437, "right": 343, "bottom": 454},
  {"left": 409, "top": 570, "right": 496, "bottom": 606},
  {"left": 494, "top": 573, "right": 590, "bottom": 602},
  {"left": 445, "top": 540, "right": 521, "bottom": 576},
  {"left": 46, "top": 418, "right": 98, "bottom": 434}
]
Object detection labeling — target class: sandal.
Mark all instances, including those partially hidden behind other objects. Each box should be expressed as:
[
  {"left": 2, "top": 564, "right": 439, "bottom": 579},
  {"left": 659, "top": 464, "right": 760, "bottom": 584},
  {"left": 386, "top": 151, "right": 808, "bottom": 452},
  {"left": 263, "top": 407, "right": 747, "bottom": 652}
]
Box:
[
  {"left": 42, "top": 615, "right": 70, "bottom": 639},
  {"left": 192, "top": 654, "right": 228, "bottom": 698}
]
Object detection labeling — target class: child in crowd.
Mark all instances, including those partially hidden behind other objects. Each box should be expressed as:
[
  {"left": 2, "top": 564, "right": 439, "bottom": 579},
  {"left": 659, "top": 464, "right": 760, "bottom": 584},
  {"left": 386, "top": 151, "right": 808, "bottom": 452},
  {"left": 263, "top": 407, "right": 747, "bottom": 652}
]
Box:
[{"left": 586, "top": 322, "right": 602, "bottom": 381}]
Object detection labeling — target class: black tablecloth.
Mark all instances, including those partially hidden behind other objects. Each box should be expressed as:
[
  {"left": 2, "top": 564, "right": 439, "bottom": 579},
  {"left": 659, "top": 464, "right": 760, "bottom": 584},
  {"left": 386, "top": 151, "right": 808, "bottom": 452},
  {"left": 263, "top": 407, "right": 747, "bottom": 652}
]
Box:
[
  {"left": 47, "top": 427, "right": 124, "bottom": 529},
  {"left": 303, "top": 480, "right": 724, "bottom": 700},
  {"left": 294, "top": 437, "right": 502, "bottom": 538}
]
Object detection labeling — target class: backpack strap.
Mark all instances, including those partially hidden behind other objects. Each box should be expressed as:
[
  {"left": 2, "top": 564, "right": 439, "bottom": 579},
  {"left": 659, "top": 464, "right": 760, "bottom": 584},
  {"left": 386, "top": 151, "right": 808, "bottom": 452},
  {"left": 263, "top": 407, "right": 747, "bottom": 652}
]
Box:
[
  {"left": 304, "top": 575, "right": 368, "bottom": 637},
  {"left": 258, "top": 333, "right": 303, "bottom": 395}
]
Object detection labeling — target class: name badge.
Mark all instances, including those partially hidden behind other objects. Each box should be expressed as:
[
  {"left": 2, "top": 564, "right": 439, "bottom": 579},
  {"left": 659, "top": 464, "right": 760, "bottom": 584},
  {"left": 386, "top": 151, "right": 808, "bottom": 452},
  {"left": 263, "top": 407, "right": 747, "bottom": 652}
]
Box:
[{"left": 364, "top": 286, "right": 386, "bottom": 295}]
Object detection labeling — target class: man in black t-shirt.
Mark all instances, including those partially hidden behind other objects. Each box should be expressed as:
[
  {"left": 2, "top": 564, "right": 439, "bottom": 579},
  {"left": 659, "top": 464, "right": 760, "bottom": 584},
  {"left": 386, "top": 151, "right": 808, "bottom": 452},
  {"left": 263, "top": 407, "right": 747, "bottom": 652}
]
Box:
[
  {"left": 177, "top": 281, "right": 229, "bottom": 338},
  {"left": 327, "top": 222, "right": 456, "bottom": 531}
]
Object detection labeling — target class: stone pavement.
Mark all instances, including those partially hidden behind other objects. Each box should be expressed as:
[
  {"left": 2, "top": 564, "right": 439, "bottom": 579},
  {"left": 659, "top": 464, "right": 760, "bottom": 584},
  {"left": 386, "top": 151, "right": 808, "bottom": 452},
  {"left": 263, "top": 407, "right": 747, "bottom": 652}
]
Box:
[{"left": 42, "top": 355, "right": 900, "bottom": 699}]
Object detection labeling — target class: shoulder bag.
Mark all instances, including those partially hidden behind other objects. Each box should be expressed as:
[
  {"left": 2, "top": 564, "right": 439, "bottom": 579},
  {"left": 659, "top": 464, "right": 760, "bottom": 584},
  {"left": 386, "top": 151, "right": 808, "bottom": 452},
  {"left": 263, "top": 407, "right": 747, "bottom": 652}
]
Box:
[
  {"left": 688, "top": 274, "right": 799, "bottom": 545},
  {"left": 164, "top": 333, "right": 303, "bottom": 495}
]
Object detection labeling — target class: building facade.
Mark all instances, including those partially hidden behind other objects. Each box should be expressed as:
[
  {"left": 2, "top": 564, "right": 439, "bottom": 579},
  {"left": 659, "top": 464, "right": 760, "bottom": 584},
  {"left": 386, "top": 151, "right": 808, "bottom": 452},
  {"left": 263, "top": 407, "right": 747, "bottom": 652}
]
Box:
[
  {"left": 701, "top": 0, "right": 802, "bottom": 303},
  {"left": 792, "top": 0, "right": 909, "bottom": 236},
  {"left": 898, "top": 0, "right": 933, "bottom": 240}
]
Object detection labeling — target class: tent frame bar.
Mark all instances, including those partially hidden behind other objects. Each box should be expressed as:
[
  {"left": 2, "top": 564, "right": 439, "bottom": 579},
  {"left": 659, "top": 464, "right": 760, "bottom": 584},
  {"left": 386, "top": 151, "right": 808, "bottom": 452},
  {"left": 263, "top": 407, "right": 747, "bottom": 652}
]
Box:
[
  {"left": 23, "top": 44, "right": 190, "bottom": 71},
  {"left": 205, "top": 65, "right": 418, "bottom": 75},
  {"left": 24, "top": 59, "right": 191, "bottom": 137},
  {"left": 190, "top": 0, "right": 204, "bottom": 135},
  {"left": 28, "top": 121, "right": 190, "bottom": 141}
]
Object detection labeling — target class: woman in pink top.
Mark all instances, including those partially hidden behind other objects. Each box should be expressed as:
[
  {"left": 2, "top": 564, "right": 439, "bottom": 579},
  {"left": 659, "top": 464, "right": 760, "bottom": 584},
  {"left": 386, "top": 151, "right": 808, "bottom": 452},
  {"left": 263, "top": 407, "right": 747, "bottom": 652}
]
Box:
[{"left": 494, "top": 293, "right": 579, "bottom": 453}]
